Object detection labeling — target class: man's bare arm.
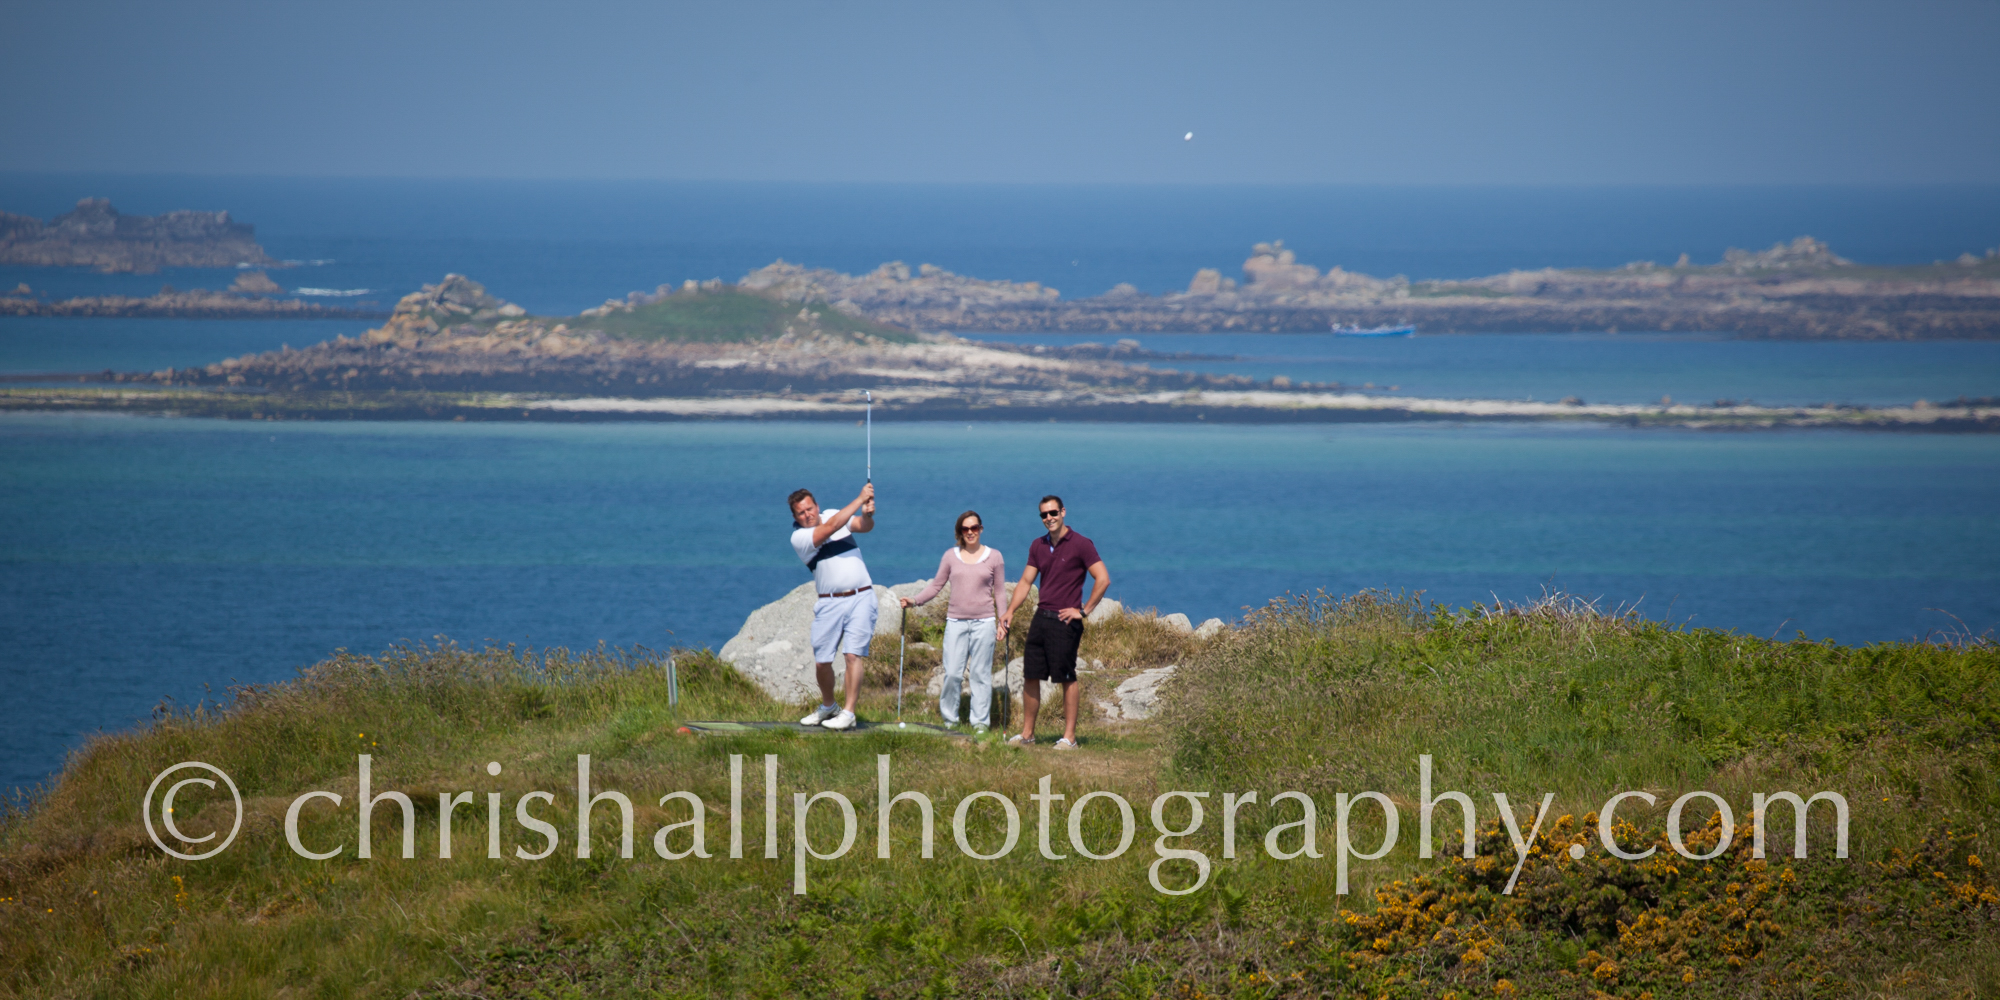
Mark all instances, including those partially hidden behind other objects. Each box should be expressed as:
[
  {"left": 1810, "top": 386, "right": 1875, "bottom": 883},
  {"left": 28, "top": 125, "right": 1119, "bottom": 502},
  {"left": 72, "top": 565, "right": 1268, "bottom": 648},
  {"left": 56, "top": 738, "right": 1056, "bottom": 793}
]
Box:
[
  {"left": 1082, "top": 561, "right": 1111, "bottom": 615},
  {"left": 1005, "top": 565, "right": 1039, "bottom": 617},
  {"left": 1057, "top": 561, "right": 1111, "bottom": 623},
  {"left": 811, "top": 484, "right": 874, "bottom": 546},
  {"left": 810, "top": 505, "right": 853, "bottom": 547}
]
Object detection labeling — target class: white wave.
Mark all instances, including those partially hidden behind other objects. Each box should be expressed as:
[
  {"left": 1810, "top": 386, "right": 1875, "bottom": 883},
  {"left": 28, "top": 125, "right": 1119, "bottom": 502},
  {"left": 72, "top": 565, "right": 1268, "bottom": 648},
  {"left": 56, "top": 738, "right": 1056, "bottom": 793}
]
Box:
[{"left": 293, "top": 287, "right": 371, "bottom": 297}]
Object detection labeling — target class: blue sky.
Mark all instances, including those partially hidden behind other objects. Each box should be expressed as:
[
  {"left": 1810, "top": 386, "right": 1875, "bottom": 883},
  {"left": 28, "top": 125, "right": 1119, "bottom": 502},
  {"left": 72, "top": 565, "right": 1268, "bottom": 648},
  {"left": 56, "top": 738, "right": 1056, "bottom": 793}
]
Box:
[{"left": 3, "top": 0, "right": 1997, "bottom": 184}]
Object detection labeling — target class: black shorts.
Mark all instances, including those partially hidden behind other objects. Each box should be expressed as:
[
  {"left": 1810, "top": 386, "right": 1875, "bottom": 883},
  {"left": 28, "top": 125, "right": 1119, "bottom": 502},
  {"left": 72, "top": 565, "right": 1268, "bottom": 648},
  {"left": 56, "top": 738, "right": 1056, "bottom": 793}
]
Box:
[{"left": 1023, "top": 612, "right": 1083, "bottom": 684}]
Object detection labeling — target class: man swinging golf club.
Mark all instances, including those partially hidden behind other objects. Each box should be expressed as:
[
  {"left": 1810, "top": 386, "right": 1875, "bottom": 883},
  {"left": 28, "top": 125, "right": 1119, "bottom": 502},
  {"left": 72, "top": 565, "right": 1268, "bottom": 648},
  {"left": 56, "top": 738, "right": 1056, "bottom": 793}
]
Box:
[{"left": 790, "top": 482, "right": 876, "bottom": 731}]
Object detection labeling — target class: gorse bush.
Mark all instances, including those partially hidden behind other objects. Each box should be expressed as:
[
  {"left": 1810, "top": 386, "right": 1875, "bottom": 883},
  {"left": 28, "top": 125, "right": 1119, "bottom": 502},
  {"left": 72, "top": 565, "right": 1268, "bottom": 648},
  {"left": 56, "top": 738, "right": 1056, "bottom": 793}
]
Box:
[{"left": 1329, "top": 814, "right": 2000, "bottom": 997}]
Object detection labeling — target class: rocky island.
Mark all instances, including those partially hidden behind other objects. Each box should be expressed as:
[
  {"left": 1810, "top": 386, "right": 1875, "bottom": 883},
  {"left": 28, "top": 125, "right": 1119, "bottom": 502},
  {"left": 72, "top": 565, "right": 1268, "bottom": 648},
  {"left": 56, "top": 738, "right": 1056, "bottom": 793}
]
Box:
[
  {"left": 0, "top": 197, "right": 277, "bottom": 273},
  {"left": 0, "top": 198, "right": 391, "bottom": 317},
  {"left": 5, "top": 270, "right": 1993, "bottom": 431},
  {"left": 0, "top": 270, "right": 388, "bottom": 319},
  {"left": 22, "top": 274, "right": 1253, "bottom": 408},
  {"left": 750, "top": 238, "right": 2000, "bottom": 341}
]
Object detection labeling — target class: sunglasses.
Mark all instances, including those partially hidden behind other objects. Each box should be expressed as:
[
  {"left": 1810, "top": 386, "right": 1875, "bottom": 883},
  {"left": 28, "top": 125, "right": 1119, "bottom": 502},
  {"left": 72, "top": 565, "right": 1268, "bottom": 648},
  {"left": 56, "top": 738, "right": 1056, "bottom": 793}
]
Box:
[
  {"left": 1039, "top": 510, "right": 1063, "bottom": 520},
  {"left": 958, "top": 523, "right": 984, "bottom": 534}
]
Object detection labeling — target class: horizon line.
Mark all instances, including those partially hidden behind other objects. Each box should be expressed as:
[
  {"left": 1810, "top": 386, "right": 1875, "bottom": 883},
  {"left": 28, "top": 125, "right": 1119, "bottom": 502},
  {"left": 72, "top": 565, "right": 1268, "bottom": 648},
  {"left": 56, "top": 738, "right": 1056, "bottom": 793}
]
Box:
[{"left": 6, "top": 171, "right": 2000, "bottom": 191}]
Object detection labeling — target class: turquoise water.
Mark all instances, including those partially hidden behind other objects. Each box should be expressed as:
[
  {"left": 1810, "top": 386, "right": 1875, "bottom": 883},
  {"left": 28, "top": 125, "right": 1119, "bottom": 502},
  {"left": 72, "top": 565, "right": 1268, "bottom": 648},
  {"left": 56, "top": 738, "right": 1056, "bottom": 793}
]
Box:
[
  {"left": 0, "top": 317, "right": 379, "bottom": 376},
  {"left": 5, "top": 414, "right": 1998, "bottom": 794},
  {"left": 962, "top": 332, "right": 2000, "bottom": 408}
]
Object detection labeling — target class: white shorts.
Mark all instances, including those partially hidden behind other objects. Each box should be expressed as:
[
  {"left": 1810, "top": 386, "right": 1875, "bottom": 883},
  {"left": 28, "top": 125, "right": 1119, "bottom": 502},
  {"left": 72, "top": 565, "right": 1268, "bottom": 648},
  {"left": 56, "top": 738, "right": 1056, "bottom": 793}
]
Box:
[{"left": 811, "top": 590, "right": 878, "bottom": 663}]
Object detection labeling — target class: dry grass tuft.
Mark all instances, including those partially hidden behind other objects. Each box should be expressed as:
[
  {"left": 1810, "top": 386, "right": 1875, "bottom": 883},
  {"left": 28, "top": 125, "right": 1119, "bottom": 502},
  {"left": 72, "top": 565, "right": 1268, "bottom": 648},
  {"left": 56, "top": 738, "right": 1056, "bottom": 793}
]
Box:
[{"left": 1076, "top": 607, "right": 1212, "bottom": 671}]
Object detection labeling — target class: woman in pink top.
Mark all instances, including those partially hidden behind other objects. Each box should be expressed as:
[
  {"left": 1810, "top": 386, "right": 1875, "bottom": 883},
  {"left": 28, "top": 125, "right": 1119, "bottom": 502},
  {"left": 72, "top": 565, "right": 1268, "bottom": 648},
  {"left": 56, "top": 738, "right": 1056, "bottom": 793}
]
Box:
[{"left": 901, "top": 509, "right": 1007, "bottom": 731}]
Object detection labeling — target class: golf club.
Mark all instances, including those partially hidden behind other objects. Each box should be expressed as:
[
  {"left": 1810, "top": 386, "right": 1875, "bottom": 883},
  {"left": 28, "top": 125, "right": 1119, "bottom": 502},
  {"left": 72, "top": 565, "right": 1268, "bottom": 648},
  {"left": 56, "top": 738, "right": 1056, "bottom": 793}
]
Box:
[
  {"left": 999, "top": 629, "right": 1012, "bottom": 732},
  {"left": 864, "top": 390, "right": 872, "bottom": 484}
]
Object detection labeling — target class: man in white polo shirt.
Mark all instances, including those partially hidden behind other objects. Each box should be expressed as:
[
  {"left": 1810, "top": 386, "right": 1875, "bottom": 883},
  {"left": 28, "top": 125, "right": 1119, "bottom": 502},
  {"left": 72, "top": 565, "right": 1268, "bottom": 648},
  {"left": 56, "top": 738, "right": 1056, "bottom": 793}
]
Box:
[{"left": 788, "top": 482, "right": 876, "bottom": 731}]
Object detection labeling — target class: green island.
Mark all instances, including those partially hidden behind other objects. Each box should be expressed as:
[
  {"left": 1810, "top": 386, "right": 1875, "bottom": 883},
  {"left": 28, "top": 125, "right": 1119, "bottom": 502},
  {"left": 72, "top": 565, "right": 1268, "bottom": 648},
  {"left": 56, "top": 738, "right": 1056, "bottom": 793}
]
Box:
[
  {"left": 569, "top": 290, "right": 914, "bottom": 346},
  {"left": 3, "top": 592, "right": 1995, "bottom": 998}
]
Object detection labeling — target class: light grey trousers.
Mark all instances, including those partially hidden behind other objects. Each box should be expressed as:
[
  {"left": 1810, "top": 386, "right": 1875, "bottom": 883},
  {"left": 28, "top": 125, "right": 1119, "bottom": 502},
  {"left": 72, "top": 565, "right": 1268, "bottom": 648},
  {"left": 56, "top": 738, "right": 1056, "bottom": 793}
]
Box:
[{"left": 939, "top": 617, "right": 996, "bottom": 726}]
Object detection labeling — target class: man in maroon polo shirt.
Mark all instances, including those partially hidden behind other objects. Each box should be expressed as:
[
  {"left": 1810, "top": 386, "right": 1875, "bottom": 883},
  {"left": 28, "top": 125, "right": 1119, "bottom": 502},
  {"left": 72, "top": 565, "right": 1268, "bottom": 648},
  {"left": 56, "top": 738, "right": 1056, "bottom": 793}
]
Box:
[{"left": 997, "top": 494, "right": 1110, "bottom": 748}]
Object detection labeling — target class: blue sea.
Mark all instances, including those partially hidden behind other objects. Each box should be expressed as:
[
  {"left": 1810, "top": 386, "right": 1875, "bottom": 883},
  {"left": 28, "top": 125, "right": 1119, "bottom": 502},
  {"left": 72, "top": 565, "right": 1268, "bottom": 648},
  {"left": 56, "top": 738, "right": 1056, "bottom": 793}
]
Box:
[{"left": 4, "top": 177, "right": 2000, "bottom": 795}]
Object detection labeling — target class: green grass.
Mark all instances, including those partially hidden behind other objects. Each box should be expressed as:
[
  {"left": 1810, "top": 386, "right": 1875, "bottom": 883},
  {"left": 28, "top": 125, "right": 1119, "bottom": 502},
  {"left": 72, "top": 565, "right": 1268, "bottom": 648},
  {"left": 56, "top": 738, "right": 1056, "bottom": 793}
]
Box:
[
  {"left": 2, "top": 595, "right": 1995, "bottom": 998},
  {"left": 567, "top": 289, "right": 916, "bottom": 345}
]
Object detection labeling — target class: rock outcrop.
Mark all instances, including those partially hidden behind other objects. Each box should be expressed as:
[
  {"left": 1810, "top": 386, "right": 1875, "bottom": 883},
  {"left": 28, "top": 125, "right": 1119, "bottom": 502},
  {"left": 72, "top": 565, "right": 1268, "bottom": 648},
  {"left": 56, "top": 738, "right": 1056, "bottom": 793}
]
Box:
[
  {"left": 0, "top": 198, "right": 277, "bottom": 273},
  {"left": 1720, "top": 236, "right": 1852, "bottom": 273},
  {"left": 716, "top": 579, "right": 1226, "bottom": 722},
  {"left": 1099, "top": 665, "right": 1179, "bottom": 721},
  {"left": 717, "top": 580, "right": 923, "bottom": 705},
  {"left": 354, "top": 274, "right": 526, "bottom": 345},
  {"left": 230, "top": 271, "right": 285, "bottom": 295},
  {"left": 738, "top": 259, "right": 1060, "bottom": 315}
]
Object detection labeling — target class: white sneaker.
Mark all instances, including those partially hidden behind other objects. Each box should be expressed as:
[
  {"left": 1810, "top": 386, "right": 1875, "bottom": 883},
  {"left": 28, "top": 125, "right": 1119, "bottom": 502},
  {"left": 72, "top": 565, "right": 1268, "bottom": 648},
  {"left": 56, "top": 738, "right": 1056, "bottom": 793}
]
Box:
[
  {"left": 821, "top": 709, "right": 857, "bottom": 731},
  {"left": 799, "top": 704, "right": 838, "bottom": 726}
]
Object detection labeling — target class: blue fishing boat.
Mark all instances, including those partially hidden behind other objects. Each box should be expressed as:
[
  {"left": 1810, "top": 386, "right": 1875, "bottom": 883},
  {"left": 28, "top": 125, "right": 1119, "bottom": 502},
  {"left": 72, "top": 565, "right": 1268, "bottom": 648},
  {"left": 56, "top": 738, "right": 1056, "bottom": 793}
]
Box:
[{"left": 1331, "top": 323, "right": 1416, "bottom": 337}]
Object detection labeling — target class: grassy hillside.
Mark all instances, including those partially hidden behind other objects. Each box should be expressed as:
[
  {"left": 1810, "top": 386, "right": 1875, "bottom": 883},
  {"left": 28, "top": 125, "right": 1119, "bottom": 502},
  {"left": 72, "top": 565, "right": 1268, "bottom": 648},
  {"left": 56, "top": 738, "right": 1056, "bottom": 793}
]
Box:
[
  {"left": 1, "top": 596, "right": 1994, "bottom": 999},
  {"left": 1165, "top": 593, "right": 2000, "bottom": 997},
  {"left": 569, "top": 288, "right": 916, "bottom": 345}
]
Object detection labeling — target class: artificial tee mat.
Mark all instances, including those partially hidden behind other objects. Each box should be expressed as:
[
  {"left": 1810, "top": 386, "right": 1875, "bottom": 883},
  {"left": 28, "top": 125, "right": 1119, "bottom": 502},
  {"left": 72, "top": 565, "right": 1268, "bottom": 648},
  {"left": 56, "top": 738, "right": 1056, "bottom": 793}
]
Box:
[{"left": 676, "top": 720, "right": 969, "bottom": 737}]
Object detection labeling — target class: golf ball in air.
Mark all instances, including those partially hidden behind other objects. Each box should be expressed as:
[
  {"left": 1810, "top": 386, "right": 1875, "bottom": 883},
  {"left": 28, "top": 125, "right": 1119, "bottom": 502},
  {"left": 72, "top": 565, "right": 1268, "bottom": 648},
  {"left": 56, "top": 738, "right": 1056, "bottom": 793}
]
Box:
[{"left": 1184, "top": 132, "right": 1193, "bottom": 141}]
